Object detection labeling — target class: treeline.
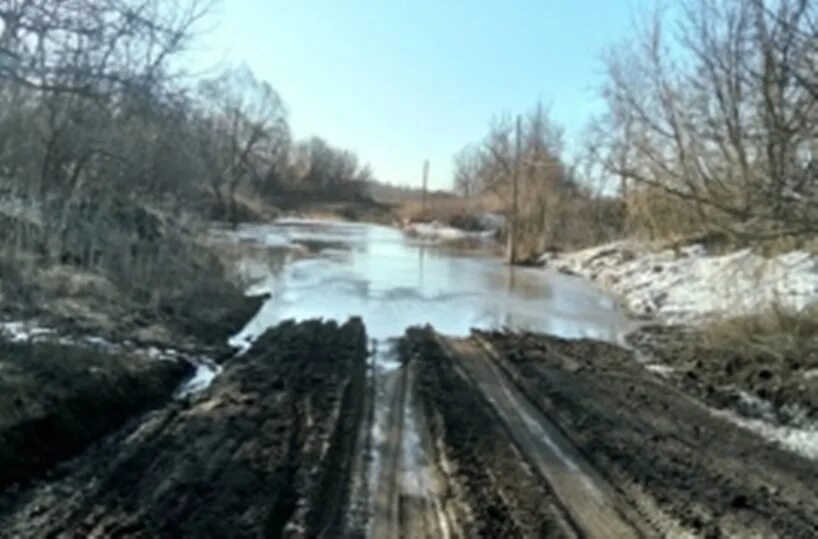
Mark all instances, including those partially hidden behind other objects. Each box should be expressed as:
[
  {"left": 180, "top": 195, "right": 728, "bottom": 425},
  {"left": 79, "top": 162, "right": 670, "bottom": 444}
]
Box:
[
  {"left": 0, "top": 1, "right": 373, "bottom": 230},
  {"left": 455, "top": 0, "right": 818, "bottom": 258},
  {"left": 0, "top": 0, "right": 373, "bottom": 333}
]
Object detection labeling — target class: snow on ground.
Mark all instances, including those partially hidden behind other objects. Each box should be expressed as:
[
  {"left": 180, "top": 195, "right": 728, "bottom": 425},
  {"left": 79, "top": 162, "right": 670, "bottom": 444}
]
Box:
[
  {"left": 175, "top": 357, "right": 223, "bottom": 398},
  {"left": 545, "top": 241, "right": 818, "bottom": 458},
  {"left": 542, "top": 241, "right": 818, "bottom": 324},
  {"left": 0, "top": 321, "right": 55, "bottom": 343},
  {"left": 711, "top": 406, "right": 818, "bottom": 461}
]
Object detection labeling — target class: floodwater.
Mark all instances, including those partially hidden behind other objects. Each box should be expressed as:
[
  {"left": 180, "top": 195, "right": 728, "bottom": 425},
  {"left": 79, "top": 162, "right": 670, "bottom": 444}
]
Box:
[
  {"left": 219, "top": 218, "right": 636, "bottom": 350},
  {"left": 213, "top": 218, "right": 637, "bottom": 535}
]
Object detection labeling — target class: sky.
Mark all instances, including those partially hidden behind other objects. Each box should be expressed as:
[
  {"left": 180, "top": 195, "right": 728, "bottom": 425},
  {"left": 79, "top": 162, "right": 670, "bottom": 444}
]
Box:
[{"left": 193, "top": 1, "right": 640, "bottom": 190}]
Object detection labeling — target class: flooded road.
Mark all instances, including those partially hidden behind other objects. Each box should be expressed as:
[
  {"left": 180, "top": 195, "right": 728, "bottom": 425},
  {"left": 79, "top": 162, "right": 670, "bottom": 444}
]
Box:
[
  {"left": 221, "top": 218, "right": 635, "bottom": 347},
  {"left": 213, "top": 219, "right": 638, "bottom": 537},
  {"left": 5, "top": 220, "right": 815, "bottom": 538}
]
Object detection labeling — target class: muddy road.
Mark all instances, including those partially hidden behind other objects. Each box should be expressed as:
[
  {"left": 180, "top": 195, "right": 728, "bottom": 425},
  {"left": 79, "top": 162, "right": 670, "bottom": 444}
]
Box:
[
  {"left": 359, "top": 328, "right": 818, "bottom": 538},
  {"left": 2, "top": 319, "right": 817, "bottom": 537},
  {"left": 2, "top": 219, "right": 817, "bottom": 538}
]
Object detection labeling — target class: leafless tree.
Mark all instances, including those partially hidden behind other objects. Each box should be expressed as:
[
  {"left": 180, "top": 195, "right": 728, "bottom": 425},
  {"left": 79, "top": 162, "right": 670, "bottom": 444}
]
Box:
[
  {"left": 453, "top": 145, "right": 483, "bottom": 197},
  {"left": 293, "top": 137, "right": 372, "bottom": 201},
  {"left": 593, "top": 0, "right": 818, "bottom": 243},
  {"left": 197, "top": 66, "right": 289, "bottom": 223},
  {"left": 0, "top": 0, "right": 211, "bottom": 97}
]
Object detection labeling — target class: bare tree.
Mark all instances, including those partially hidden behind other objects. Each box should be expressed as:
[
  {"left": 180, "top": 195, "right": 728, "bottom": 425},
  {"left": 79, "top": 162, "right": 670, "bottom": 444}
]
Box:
[
  {"left": 197, "top": 66, "right": 289, "bottom": 223},
  {"left": 594, "top": 0, "right": 818, "bottom": 243},
  {"left": 452, "top": 103, "right": 587, "bottom": 258},
  {"left": 453, "top": 145, "right": 483, "bottom": 197},
  {"left": 0, "top": 0, "right": 211, "bottom": 97},
  {"left": 0, "top": 0, "right": 215, "bottom": 264},
  {"left": 294, "top": 137, "right": 372, "bottom": 201}
]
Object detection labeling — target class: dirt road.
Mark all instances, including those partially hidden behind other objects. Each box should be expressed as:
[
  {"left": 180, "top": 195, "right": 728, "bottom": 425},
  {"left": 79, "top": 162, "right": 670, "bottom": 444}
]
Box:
[
  {"left": 2, "top": 320, "right": 817, "bottom": 538},
  {"left": 360, "top": 328, "right": 818, "bottom": 537}
]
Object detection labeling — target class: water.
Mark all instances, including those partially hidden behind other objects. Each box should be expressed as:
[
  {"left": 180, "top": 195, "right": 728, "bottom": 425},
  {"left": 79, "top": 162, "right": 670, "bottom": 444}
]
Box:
[
  {"left": 212, "top": 218, "right": 637, "bottom": 533},
  {"left": 217, "top": 218, "right": 635, "bottom": 350}
]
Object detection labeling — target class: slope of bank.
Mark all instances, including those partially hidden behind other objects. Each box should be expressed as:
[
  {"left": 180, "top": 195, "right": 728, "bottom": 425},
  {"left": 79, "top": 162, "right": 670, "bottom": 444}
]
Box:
[{"left": 0, "top": 339, "right": 191, "bottom": 492}]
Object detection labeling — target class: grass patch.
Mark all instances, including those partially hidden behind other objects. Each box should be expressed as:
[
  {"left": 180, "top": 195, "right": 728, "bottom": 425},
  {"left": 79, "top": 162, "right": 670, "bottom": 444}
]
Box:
[{"left": 702, "top": 305, "right": 818, "bottom": 362}]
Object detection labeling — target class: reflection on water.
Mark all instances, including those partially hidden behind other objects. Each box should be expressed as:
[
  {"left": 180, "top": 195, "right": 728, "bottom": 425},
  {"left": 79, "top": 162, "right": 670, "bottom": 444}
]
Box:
[{"left": 219, "top": 219, "right": 635, "bottom": 349}]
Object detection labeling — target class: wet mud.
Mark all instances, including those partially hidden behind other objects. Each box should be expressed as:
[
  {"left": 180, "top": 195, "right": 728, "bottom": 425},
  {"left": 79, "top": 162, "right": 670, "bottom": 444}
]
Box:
[
  {"left": 406, "top": 327, "right": 580, "bottom": 538},
  {"left": 482, "top": 329, "right": 818, "bottom": 538},
  {"left": 2, "top": 319, "right": 817, "bottom": 538},
  {"left": 0, "top": 339, "right": 190, "bottom": 492},
  {"left": 0, "top": 319, "right": 367, "bottom": 538}
]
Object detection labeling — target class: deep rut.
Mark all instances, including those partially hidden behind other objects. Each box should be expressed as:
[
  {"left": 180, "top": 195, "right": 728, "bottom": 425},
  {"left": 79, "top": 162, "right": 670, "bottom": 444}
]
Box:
[{"left": 435, "top": 335, "right": 644, "bottom": 538}]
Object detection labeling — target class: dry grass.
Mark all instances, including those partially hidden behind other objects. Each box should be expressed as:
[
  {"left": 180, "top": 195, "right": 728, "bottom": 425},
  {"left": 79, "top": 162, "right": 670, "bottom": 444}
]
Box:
[
  {"left": 624, "top": 186, "right": 705, "bottom": 242},
  {"left": 394, "top": 192, "right": 505, "bottom": 224},
  {"left": 703, "top": 304, "right": 818, "bottom": 360},
  {"left": 225, "top": 188, "right": 282, "bottom": 222}
]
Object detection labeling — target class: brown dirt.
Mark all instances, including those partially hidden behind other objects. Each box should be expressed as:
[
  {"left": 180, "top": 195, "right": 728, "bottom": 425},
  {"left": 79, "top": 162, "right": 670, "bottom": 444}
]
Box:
[
  {"left": 0, "top": 318, "right": 368, "bottom": 538},
  {"left": 481, "top": 329, "right": 818, "bottom": 538}
]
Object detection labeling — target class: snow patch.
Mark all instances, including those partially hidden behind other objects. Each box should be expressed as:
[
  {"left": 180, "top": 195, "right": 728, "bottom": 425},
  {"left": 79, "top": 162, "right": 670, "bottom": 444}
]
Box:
[
  {"left": 175, "top": 357, "right": 223, "bottom": 398},
  {"left": 0, "top": 321, "right": 55, "bottom": 343},
  {"left": 544, "top": 242, "right": 818, "bottom": 324},
  {"left": 712, "top": 407, "right": 818, "bottom": 461}
]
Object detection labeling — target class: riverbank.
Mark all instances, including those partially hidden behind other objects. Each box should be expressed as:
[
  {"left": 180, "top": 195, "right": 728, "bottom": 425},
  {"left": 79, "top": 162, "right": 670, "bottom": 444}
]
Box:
[
  {"left": 0, "top": 203, "right": 268, "bottom": 500},
  {"left": 395, "top": 217, "right": 818, "bottom": 441}
]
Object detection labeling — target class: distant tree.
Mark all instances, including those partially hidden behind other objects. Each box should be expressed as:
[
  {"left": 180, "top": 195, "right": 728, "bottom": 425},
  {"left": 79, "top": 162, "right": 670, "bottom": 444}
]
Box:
[
  {"left": 294, "top": 137, "right": 372, "bottom": 201},
  {"left": 197, "top": 66, "right": 290, "bottom": 223},
  {"left": 453, "top": 145, "right": 483, "bottom": 197},
  {"left": 453, "top": 103, "right": 575, "bottom": 257}
]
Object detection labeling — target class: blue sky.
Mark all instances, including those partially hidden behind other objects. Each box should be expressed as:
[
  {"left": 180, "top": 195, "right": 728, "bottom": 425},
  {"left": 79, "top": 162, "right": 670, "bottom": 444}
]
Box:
[{"left": 194, "top": 1, "right": 640, "bottom": 190}]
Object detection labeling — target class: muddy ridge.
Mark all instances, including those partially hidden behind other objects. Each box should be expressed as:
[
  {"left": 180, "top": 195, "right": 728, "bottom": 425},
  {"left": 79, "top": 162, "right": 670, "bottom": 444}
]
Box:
[
  {"left": 629, "top": 325, "right": 818, "bottom": 425},
  {"left": 481, "top": 330, "right": 818, "bottom": 537},
  {"left": 0, "top": 339, "right": 190, "bottom": 492},
  {"left": 406, "top": 327, "right": 579, "bottom": 537},
  {"left": 0, "top": 318, "right": 368, "bottom": 538},
  {"left": 2, "top": 319, "right": 817, "bottom": 538}
]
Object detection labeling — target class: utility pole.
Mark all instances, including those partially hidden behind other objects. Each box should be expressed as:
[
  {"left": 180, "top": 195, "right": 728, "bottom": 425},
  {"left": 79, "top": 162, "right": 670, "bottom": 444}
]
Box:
[
  {"left": 507, "top": 115, "right": 521, "bottom": 264},
  {"left": 421, "top": 159, "right": 429, "bottom": 219}
]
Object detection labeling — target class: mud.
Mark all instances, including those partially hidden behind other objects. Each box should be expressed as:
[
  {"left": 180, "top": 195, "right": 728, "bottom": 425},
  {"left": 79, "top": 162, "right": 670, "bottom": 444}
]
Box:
[
  {"left": 0, "top": 339, "right": 190, "bottom": 492},
  {"left": 482, "top": 329, "right": 818, "bottom": 537},
  {"left": 3, "top": 316, "right": 817, "bottom": 537},
  {"left": 629, "top": 324, "right": 818, "bottom": 424},
  {"left": 406, "top": 328, "right": 579, "bottom": 537},
  {"left": 0, "top": 319, "right": 368, "bottom": 538}
]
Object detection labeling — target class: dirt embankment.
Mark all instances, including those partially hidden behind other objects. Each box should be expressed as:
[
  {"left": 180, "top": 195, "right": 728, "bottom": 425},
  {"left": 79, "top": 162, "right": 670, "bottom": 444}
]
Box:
[
  {"left": 0, "top": 318, "right": 368, "bottom": 538},
  {"left": 629, "top": 324, "right": 818, "bottom": 425},
  {"left": 0, "top": 339, "right": 190, "bottom": 492},
  {"left": 481, "top": 330, "right": 818, "bottom": 538},
  {"left": 0, "top": 197, "right": 260, "bottom": 356}
]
